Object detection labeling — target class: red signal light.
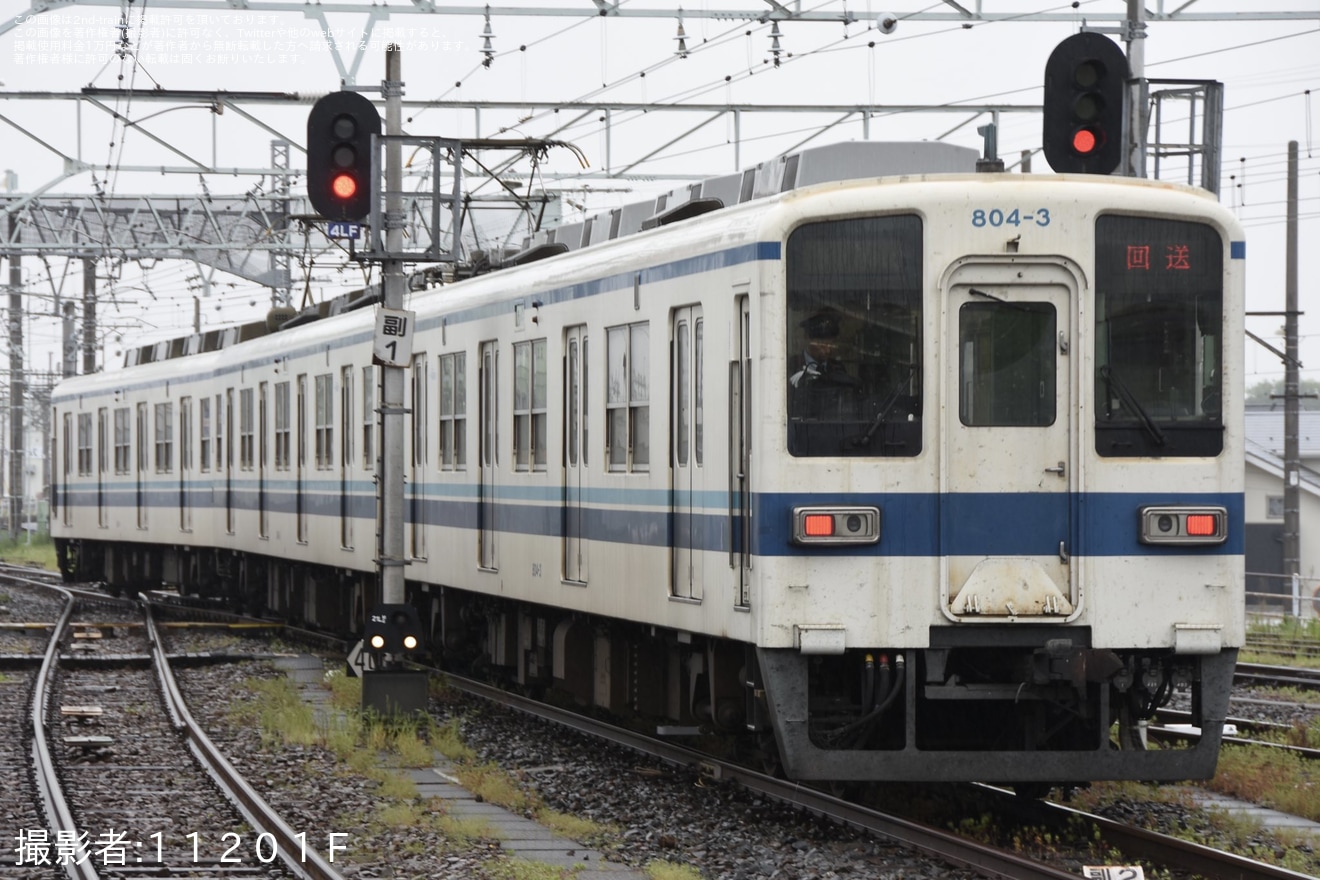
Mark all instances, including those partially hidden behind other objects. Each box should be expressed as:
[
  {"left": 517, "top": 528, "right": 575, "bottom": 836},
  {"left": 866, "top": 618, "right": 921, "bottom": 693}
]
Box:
[
  {"left": 331, "top": 173, "right": 357, "bottom": 200},
  {"left": 1072, "top": 128, "right": 1098, "bottom": 154},
  {"left": 1185, "top": 514, "right": 1218, "bottom": 537}
]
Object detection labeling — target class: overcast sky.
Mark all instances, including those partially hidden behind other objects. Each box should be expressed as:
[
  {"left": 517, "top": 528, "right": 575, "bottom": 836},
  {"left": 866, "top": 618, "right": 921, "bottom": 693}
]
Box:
[{"left": 0, "top": 0, "right": 1317, "bottom": 381}]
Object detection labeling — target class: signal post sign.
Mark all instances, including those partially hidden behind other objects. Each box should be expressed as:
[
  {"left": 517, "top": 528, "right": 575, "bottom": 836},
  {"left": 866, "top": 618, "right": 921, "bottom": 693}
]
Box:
[{"left": 373, "top": 308, "right": 416, "bottom": 367}]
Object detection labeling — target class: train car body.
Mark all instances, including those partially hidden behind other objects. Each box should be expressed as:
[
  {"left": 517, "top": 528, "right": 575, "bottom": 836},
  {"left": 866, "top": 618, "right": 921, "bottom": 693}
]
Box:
[{"left": 52, "top": 145, "right": 1245, "bottom": 785}]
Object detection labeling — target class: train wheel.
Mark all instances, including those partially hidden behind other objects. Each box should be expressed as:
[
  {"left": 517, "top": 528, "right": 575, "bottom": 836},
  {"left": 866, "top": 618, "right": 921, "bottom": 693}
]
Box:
[{"left": 755, "top": 732, "right": 784, "bottom": 778}]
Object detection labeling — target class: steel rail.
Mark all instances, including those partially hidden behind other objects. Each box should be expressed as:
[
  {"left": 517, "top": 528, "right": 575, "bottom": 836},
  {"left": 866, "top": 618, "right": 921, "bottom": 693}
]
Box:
[
  {"left": 141, "top": 599, "right": 346, "bottom": 880},
  {"left": 29, "top": 586, "right": 101, "bottom": 880}
]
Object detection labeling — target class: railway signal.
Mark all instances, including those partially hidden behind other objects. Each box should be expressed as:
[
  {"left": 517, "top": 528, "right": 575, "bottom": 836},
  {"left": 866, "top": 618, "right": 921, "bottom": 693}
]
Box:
[
  {"left": 1042, "top": 32, "right": 1129, "bottom": 175},
  {"left": 306, "top": 91, "right": 380, "bottom": 221},
  {"left": 363, "top": 603, "right": 425, "bottom": 658}
]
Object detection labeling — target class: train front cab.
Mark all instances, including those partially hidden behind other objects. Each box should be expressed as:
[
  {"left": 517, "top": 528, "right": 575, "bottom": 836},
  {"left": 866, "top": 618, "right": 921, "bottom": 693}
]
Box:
[{"left": 756, "top": 192, "right": 1244, "bottom": 784}]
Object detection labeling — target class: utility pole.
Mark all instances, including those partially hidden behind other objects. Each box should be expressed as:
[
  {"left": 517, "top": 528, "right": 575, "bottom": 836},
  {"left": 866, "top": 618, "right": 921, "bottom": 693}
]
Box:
[
  {"left": 82, "top": 259, "right": 97, "bottom": 374},
  {"left": 8, "top": 213, "right": 23, "bottom": 538},
  {"left": 380, "top": 43, "right": 406, "bottom": 610},
  {"left": 1123, "top": 0, "right": 1148, "bottom": 178},
  {"left": 1284, "top": 141, "right": 1301, "bottom": 616}
]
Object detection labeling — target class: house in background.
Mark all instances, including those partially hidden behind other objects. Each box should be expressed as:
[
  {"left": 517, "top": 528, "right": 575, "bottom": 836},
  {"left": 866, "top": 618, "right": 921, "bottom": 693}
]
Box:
[{"left": 1244, "top": 409, "right": 1320, "bottom": 617}]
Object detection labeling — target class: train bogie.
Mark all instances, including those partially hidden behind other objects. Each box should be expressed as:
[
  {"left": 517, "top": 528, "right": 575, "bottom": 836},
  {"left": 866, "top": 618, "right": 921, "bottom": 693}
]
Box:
[{"left": 52, "top": 145, "right": 1245, "bottom": 785}]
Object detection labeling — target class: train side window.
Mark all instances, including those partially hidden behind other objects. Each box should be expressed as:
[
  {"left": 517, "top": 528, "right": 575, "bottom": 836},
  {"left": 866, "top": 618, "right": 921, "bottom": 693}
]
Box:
[
  {"left": 180, "top": 397, "right": 192, "bottom": 473},
  {"left": 340, "top": 366, "right": 354, "bottom": 467},
  {"left": 785, "top": 214, "right": 923, "bottom": 458},
  {"left": 316, "top": 373, "right": 334, "bottom": 469},
  {"left": 362, "top": 366, "right": 376, "bottom": 470},
  {"left": 62, "top": 413, "right": 72, "bottom": 482},
  {"left": 274, "top": 381, "right": 291, "bottom": 471},
  {"left": 199, "top": 398, "right": 211, "bottom": 472},
  {"left": 154, "top": 402, "right": 173, "bottom": 473},
  {"left": 77, "top": 413, "right": 93, "bottom": 476},
  {"left": 136, "top": 403, "right": 148, "bottom": 474},
  {"left": 1094, "top": 216, "right": 1224, "bottom": 457},
  {"left": 439, "top": 352, "right": 466, "bottom": 470},
  {"left": 240, "top": 388, "right": 255, "bottom": 470},
  {"left": 114, "top": 407, "right": 131, "bottom": 474},
  {"left": 607, "top": 323, "right": 650, "bottom": 472},
  {"left": 513, "top": 339, "right": 548, "bottom": 472}
]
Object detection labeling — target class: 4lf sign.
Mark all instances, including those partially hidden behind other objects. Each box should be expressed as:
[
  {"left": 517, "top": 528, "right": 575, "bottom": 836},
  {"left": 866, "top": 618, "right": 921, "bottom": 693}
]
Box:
[{"left": 373, "top": 308, "right": 416, "bottom": 367}]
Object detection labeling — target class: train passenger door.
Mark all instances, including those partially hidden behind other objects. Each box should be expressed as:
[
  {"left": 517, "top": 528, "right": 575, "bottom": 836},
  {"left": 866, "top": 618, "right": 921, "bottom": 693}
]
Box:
[
  {"left": 259, "top": 381, "right": 269, "bottom": 539},
  {"left": 730, "top": 294, "right": 752, "bottom": 607},
  {"left": 136, "top": 402, "right": 148, "bottom": 529},
  {"left": 478, "top": 341, "right": 498, "bottom": 571},
  {"left": 563, "top": 326, "right": 588, "bottom": 583},
  {"left": 670, "top": 307, "right": 704, "bottom": 600},
  {"left": 296, "top": 376, "right": 308, "bottom": 543},
  {"left": 941, "top": 264, "right": 1075, "bottom": 620}
]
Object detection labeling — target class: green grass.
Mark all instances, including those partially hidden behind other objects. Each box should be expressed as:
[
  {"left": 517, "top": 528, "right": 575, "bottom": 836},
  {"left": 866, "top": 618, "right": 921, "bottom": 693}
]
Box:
[
  {"left": 645, "top": 860, "right": 704, "bottom": 880},
  {"left": 0, "top": 534, "right": 56, "bottom": 570}
]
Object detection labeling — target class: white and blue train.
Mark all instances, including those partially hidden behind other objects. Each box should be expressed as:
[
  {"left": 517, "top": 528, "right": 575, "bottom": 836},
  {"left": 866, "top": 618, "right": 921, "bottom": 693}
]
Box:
[{"left": 51, "top": 142, "right": 1244, "bottom": 785}]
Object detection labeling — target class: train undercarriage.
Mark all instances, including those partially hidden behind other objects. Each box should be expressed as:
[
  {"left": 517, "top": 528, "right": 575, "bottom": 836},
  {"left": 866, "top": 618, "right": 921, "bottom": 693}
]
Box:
[{"left": 56, "top": 537, "right": 1235, "bottom": 786}]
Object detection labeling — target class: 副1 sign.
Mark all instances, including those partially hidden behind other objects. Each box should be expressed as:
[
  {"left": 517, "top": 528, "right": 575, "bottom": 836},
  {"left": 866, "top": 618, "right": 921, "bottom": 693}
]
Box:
[{"left": 373, "top": 308, "right": 417, "bottom": 367}]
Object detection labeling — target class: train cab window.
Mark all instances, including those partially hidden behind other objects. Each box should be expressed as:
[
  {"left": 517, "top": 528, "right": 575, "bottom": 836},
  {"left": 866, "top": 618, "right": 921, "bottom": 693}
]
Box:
[
  {"left": 786, "top": 214, "right": 922, "bottom": 457},
  {"left": 1095, "top": 216, "right": 1224, "bottom": 457},
  {"left": 959, "top": 302, "right": 1057, "bottom": 427}
]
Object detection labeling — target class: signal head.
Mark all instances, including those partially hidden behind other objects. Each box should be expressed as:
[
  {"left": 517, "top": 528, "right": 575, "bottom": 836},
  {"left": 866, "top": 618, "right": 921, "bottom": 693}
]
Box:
[
  {"left": 307, "top": 91, "right": 381, "bottom": 221},
  {"left": 1042, "top": 32, "right": 1129, "bottom": 175}
]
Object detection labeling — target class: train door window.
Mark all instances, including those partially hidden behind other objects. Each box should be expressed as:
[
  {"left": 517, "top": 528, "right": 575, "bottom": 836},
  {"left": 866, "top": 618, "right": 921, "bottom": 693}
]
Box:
[
  {"left": 316, "top": 373, "right": 334, "bottom": 469},
  {"left": 439, "top": 352, "right": 466, "bottom": 470},
  {"left": 671, "top": 307, "right": 705, "bottom": 600},
  {"left": 362, "top": 366, "right": 376, "bottom": 470},
  {"left": 77, "top": 413, "right": 92, "bottom": 475},
  {"left": 479, "top": 341, "right": 498, "bottom": 570},
  {"left": 606, "top": 322, "right": 649, "bottom": 472},
  {"left": 154, "top": 403, "right": 173, "bottom": 473},
  {"left": 97, "top": 408, "right": 108, "bottom": 528},
  {"left": 274, "top": 381, "right": 291, "bottom": 470},
  {"left": 411, "top": 355, "right": 428, "bottom": 560},
  {"left": 410, "top": 357, "right": 426, "bottom": 468},
  {"left": 114, "top": 407, "right": 130, "bottom": 473},
  {"left": 958, "top": 302, "right": 1056, "bottom": 427},
  {"left": 239, "top": 388, "right": 255, "bottom": 470},
  {"left": 786, "top": 214, "right": 923, "bottom": 457},
  {"left": 1094, "top": 216, "right": 1225, "bottom": 457},
  {"left": 199, "top": 397, "right": 211, "bottom": 472},
  {"left": 513, "top": 339, "right": 547, "bottom": 472}
]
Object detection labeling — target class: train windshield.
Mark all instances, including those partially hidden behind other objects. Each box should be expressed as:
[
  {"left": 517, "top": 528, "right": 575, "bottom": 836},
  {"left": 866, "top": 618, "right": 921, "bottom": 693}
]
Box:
[
  {"left": 785, "top": 214, "right": 922, "bottom": 457},
  {"left": 1095, "top": 215, "right": 1224, "bottom": 457}
]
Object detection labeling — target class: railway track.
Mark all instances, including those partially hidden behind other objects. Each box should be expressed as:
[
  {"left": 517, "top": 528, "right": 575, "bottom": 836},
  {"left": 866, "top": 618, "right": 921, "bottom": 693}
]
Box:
[
  {"left": 1236, "top": 660, "right": 1320, "bottom": 693},
  {"left": 5, "top": 575, "right": 345, "bottom": 880},
  {"left": 429, "top": 663, "right": 1317, "bottom": 880}
]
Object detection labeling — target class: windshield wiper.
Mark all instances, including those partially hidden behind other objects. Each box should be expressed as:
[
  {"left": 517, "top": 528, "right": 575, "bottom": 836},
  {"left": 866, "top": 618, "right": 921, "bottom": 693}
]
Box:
[
  {"left": 851, "top": 364, "right": 918, "bottom": 448},
  {"left": 1100, "top": 364, "right": 1166, "bottom": 447}
]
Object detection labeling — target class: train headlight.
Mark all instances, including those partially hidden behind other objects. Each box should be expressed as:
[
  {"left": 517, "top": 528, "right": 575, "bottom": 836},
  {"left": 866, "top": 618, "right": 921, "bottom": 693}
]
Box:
[
  {"left": 792, "top": 506, "right": 880, "bottom": 545},
  {"left": 369, "top": 634, "right": 386, "bottom": 650},
  {"left": 1138, "top": 506, "right": 1228, "bottom": 545}
]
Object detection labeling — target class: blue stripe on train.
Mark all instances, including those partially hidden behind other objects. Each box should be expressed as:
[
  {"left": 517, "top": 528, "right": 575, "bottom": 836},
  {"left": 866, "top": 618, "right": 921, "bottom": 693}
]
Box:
[{"left": 56, "top": 487, "right": 1243, "bottom": 558}]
